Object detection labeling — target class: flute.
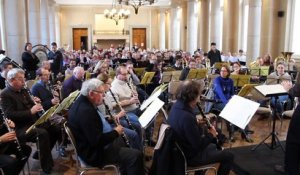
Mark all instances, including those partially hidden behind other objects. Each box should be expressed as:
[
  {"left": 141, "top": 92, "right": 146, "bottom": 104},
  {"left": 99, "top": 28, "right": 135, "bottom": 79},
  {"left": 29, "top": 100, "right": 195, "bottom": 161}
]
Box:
[
  {"left": 1, "top": 112, "right": 27, "bottom": 160},
  {"left": 108, "top": 89, "right": 136, "bottom": 131},
  {"left": 101, "top": 102, "right": 131, "bottom": 147}
]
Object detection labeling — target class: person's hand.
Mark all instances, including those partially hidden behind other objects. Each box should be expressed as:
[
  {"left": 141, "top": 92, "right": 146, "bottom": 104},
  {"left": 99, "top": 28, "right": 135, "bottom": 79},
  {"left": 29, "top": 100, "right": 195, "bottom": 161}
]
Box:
[
  {"left": 130, "top": 96, "right": 139, "bottom": 104},
  {"left": 30, "top": 104, "right": 43, "bottom": 115},
  {"left": 115, "top": 110, "right": 126, "bottom": 124},
  {"left": 6, "top": 119, "right": 15, "bottom": 128},
  {"left": 33, "top": 97, "right": 41, "bottom": 103},
  {"left": 51, "top": 97, "right": 60, "bottom": 105},
  {"left": 208, "top": 126, "right": 218, "bottom": 138},
  {"left": 0, "top": 131, "right": 16, "bottom": 143},
  {"left": 281, "top": 81, "right": 293, "bottom": 91},
  {"left": 114, "top": 125, "right": 124, "bottom": 135}
]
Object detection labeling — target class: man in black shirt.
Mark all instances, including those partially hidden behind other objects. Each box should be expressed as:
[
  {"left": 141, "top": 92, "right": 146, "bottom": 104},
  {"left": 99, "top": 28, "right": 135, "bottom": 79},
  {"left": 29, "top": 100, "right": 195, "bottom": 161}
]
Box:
[{"left": 207, "top": 42, "right": 222, "bottom": 67}]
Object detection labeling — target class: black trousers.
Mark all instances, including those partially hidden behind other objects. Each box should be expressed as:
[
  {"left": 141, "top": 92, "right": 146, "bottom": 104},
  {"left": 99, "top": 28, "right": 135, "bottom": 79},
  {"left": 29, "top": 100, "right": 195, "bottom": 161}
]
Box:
[
  {"left": 17, "top": 123, "right": 61, "bottom": 171},
  {"left": 0, "top": 143, "right": 31, "bottom": 175},
  {"left": 103, "top": 137, "right": 145, "bottom": 175}
]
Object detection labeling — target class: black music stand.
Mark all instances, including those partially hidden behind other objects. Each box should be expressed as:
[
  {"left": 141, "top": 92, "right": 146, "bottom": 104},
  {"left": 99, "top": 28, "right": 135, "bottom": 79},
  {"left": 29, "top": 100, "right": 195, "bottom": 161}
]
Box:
[{"left": 251, "top": 84, "right": 287, "bottom": 152}]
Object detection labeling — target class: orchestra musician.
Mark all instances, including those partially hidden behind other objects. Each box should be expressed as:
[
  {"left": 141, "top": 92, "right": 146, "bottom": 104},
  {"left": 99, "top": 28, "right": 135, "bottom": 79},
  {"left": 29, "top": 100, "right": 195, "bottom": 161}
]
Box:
[
  {"left": 109, "top": 65, "right": 142, "bottom": 137},
  {"left": 0, "top": 68, "right": 61, "bottom": 174},
  {"left": 0, "top": 62, "right": 13, "bottom": 90},
  {"left": 168, "top": 80, "right": 245, "bottom": 175},
  {"left": 62, "top": 66, "right": 85, "bottom": 99},
  {"left": 97, "top": 73, "right": 142, "bottom": 150},
  {"left": 0, "top": 118, "right": 31, "bottom": 175},
  {"left": 67, "top": 78, "right": 145, "bottom": 175},
  {"left": 179, "top": 59, "right": 197, "bottom": 81},
  {"left": 22, "top": 42, "right": 40, "bottom": 80}
]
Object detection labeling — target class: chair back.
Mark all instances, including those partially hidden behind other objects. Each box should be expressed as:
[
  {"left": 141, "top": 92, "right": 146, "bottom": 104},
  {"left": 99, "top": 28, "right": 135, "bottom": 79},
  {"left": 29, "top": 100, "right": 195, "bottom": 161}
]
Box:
[{"left": 63, "top": 122, "right": 81, "bottom": 169}]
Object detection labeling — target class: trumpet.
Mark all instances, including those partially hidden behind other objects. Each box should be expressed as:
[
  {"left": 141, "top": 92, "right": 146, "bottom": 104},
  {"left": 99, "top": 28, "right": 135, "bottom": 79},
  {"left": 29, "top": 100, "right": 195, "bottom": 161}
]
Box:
[
  {"left": 1, "top": 112, "right": 27, "bottom": 160},
  {"left": 101, "top": 102, "right": 130, "bottom": 147},
  {"left": 108, "top": 89, "right": 136, "bottom": 131}
]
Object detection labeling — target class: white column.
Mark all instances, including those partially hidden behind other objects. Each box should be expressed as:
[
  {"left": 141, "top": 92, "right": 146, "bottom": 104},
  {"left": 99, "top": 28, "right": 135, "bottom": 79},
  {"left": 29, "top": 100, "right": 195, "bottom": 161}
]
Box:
[
  {"left": 40, "top": 0, "right": 50, "bottom": 46},
  {"left": 198, "top": 0, "right": 209, "bottom": 51},
  {"left": 187, "top": 0, "right": 198, "bottom": 54},
  {"left": 210, "top": 0, "right": 221, "bottom": 49},
  {"left": 246, "top": 0, "right": 262, "bottom": 65},
  {"left": 48, "top": 0, "right": 56, "bottom": 44},
  {"left": 169, "top": 7, "right": 180, "bottom": 50},
  {"left": 3, "top": 0, "right": 26, "bottom": 64},
  {"left": 28, "top": 0, "right": 41, "bottom": 45},
  {"left": 159, "top": 9, "right": 166, "bottom": 50},
  {"left": 54, "top": 5, "right": 61, "bottom": 47}
]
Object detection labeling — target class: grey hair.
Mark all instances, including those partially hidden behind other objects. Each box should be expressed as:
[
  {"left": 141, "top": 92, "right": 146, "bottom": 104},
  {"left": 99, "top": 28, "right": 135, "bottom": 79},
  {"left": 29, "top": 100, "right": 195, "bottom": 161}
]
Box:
[
  {"left": 7, "top": 68, "right": 25, "bottom": 81},
  {"left": 73, "top": 66, "right": 84, "bottom": 75},
  {"left": 80, "top": 78, "right": 104, "bottom": 96}
]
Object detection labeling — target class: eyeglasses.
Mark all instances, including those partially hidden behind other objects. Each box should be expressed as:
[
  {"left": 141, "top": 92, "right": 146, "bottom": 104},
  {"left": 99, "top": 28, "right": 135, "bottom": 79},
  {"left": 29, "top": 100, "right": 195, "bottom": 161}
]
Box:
[
  {"left": 14, "top": 77, "right": 26, "bottom": 81},
  {"left": 92, "top": 90, "right": 104, "bottom": 94}
]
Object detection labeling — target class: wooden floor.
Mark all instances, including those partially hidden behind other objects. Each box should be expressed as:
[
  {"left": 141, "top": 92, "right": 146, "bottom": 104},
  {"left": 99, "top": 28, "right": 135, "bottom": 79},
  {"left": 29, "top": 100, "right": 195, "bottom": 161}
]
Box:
[{"left": 24, "top": 112, "right": 291, "bottom": 175}]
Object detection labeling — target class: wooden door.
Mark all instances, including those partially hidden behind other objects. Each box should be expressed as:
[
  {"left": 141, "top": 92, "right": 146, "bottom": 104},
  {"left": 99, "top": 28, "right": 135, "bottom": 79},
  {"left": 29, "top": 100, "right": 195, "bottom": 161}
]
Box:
[
  {"left": 73, "top": 28, "right": 88, "bottom": 50},
  {"left": 132, "top": 28, "right": 146, "bottom": 50}
]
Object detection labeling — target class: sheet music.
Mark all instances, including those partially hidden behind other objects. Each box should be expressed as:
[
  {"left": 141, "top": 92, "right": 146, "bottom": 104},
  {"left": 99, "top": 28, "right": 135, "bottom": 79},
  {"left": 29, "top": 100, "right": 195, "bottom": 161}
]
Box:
[
  {"left": 219, "top": 95, "right": 259, "bottom": 129},
  {"left": 139, "top": 98, "right": 164, "bottom": 128},
  {"left": 140, "top": 89, "right": 162, "bottom": 111},
  {"left": 255, "top": 84, "right": 287, "bottom": 97}
]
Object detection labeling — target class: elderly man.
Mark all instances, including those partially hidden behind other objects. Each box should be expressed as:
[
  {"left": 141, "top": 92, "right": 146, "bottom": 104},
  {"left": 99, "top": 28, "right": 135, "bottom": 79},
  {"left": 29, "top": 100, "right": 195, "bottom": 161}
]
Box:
[
  {"left": 62, "top": 66, "right": 85, "bottom": 99},
  {"left": 0, "top": 62, "right": 13, "bottom": 89},
  {"left": 109, "top": 65, "right": 142, "bottom": 138},
  {"left": 0, "top": 68, "right": 61, "bottom": 174},
  {"left": 68, "top": 78, "right": 144, "bottom": 175}
]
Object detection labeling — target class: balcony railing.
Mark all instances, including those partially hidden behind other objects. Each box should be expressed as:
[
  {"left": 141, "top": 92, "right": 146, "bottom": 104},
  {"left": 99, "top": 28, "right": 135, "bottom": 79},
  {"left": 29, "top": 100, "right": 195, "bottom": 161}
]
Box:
[{"left": 93, "top": 30, "right": 130, "bottom": 35}]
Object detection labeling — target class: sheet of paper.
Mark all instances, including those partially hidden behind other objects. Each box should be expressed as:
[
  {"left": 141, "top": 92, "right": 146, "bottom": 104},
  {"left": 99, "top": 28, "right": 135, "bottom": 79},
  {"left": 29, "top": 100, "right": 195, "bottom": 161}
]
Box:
[
  {"left": 255, "top": 84, "right": 287, "bottom": 97},
  {"left": 219, "top": 95, "right": 259, "bottom": 129},
  {"left": 139, "top": 98, "right": 164, "bottom": 128},
  {"left": 140, "top": 89, "right": 162, "bottom": 111}
]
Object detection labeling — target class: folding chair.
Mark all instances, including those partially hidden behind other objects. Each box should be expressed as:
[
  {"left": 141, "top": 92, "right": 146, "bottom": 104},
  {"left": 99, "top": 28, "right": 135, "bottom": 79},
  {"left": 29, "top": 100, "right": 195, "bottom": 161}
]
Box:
[{"left": 63, "top": 122, "right": 120, "bottom": 175}]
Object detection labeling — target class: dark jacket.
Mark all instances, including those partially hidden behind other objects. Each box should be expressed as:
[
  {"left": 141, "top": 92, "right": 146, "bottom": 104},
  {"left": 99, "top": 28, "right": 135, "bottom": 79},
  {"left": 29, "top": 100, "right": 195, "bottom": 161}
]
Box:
[
  {"left": 31, "top": 81, "right": 53, "bottom": 111},
  {"left": 167, "top": 100, "right": 215, "bottom": 161},
  {"left": 48, "top": 50, "right": 63, "bottom": 75},
  {"left": 179, "top": 67, "right": 190, "bottom": 81},
  {"left": 149, "top": 127, "right": 184, "bottom": 175},
  {"left": 67, "top": 95, "right": 119, "bottom": 167},
  {"left": 62, "top": 75, "right": 82, "bottom": 99},
  {"left": 0, "top": 85, "right": 37, "bottom": 131},
  {"left": 207, "top": 49, "right": 221, "bottom": 67},
  {"left": 22, "top": 51, "right": 39, "bottom": 71}
]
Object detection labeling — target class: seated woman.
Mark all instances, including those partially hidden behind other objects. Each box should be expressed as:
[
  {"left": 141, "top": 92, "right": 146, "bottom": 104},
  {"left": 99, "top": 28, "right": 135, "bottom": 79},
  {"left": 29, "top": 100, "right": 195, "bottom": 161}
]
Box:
[
  {"left": 266, "top": 62, "right": 292, "bottom": 115},
  {"left": 213, "top": 64, "right": 253, "bottom": 142}
]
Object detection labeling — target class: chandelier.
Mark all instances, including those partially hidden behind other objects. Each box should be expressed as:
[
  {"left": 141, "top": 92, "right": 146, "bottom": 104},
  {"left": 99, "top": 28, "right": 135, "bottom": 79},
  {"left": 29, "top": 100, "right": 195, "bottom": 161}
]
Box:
[
  {"left": 118, "top": 0, "right": 157, "bottom": 14},
  {"left": 104, "top": 1, "right": 130, "bottom": 25}
]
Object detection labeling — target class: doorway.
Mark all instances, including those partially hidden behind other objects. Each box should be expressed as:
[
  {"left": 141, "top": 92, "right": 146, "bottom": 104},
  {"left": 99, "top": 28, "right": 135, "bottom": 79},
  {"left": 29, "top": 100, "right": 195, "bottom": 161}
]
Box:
[
  {"left": 73, "top": 28, "right": 88, "bottom": 50},
  {"left": 132, "top": 28, "right": 146, "bottom": 50}
]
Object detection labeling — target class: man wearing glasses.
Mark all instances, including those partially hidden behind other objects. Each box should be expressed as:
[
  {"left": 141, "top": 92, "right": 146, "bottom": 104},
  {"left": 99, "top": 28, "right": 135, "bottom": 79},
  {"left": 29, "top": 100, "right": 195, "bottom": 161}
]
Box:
[{"left": 0, "top": 68, "right": 60, "bottom": 173}]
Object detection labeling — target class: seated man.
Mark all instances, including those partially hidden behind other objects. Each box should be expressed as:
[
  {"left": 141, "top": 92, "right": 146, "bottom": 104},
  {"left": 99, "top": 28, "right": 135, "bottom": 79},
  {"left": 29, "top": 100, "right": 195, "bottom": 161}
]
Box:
[
  {"left": 0, "top": 62, "right": 13, "bottom": 89},
  {"left": 168, "top": 80, "right": 245, "bottom": 175},
  {"left": 109, "top": 65, "right": 142, "bottom": 137},
  {"left": 62, "top": 66, "right": 84, "bottom": 99},
  {"left": 0, "top": 118, "right": 31, "bottom": 175},
  {"left": 0, "top": 68, "right": 61, "bottom": 174},
  {"left": 68, "top": 78, "right": 144, "bottom": 175}
]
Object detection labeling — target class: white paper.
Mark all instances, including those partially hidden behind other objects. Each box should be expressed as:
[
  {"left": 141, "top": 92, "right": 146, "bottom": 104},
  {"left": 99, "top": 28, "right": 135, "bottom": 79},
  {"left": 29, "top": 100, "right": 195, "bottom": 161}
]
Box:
[
  {"left": 255, "top": 84, "right": 287, "bottom": 97},
  {"left": 219, "top": 95, "right": 259, "bottom": 129},
  {"left": 139, "top": 98, "right": 164, "bottom": 128},
  {"left": 140, "top": 89, "right": 162, "bottom": 111}
]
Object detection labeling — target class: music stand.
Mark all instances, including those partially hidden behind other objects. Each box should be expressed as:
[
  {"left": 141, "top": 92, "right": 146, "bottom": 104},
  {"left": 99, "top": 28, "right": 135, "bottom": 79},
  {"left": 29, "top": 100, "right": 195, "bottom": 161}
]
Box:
[
  {"left": 251, "top": 84, "right": 287, "bottom": 152},
  {"left": 161, "top": 71, "right": 172, "bottom": 84},
  {"left": 195, "top": 69, "right": 208, "bottom": 79},
  {"left": 250, "top": 67, "right": 260, "bottom": 76},
  {"left": 186, "top": 69, "right": 197, "bottom": 79},
  {"left": 140, "top": 72, "right": 155, "bottom": 85},
  {"left": 260, "top": 66, "right": 270, "bottom": 76},
  {"left": 171, "top": 71, "right": 182, "bottom": 81},
  {"left": 237, "top": 84, "right": 256, "bottom": 97}
]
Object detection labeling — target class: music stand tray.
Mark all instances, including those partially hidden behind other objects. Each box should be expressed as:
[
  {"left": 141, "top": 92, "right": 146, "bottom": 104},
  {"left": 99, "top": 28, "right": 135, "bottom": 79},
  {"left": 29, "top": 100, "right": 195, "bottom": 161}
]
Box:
[
  {"left": 140, "top": 72, "right": 155, "bottom": 85},
  {"left": 260, "top": 66, "right": 270, "bottom": 76},
  {"left": 186, "top": 69, "right": 197, "bottom": 79},
  {"left": 161, "top": 72, "right": 172, "bottom": 83},
  {"left": 251, "top": 84, "right": 287, "bottom": 152}
]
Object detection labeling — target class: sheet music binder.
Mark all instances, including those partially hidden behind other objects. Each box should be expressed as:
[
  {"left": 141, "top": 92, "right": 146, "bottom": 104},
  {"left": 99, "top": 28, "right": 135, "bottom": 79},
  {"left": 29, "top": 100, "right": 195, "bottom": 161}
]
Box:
[
  {"left": 187, "top": 69, "right": 208, "bottom": 80},
  {"left": 139, "top": 98, "right": 164, "bottom": 128},
  {"left": 171, "top": 71, "right": 182, "bottom": 81},
  {"left": 255, "top": 84, "right": 287, "bottom": 97},
  {"left": 161, "top": 71, "right": 172, "bottom": 83},
  {"left": 230, "top": 74, "right": 251, "bottom": 87},
  {"left": 266, "top": 74, "right": 291, "bottom": 85},
  {"left": 214, "top": 62, "right": 230, "bottom": 70},
  {"left": 26, "top": 104, "right": 58, "bottom": 134},
  {"left": 140, "top": 72, "right": 155, "bottom": 85}
]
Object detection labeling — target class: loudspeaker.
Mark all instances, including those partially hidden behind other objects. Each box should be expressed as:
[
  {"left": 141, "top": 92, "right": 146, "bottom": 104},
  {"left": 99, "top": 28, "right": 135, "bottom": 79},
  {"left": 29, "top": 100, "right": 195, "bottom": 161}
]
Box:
[{"left": 278, "top": 11, "right": 284, "bottom": 17}]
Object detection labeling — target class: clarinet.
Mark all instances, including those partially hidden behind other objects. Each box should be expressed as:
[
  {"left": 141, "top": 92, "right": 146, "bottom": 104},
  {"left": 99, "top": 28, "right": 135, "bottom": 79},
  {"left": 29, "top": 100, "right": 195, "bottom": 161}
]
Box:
[
  {"left": 126, "top": 80, "right": 141, "bottom": 107},
  {"left": 1, "top": 112, "right": 27, "bottom": 160},
  {"left": 24, "top": 85, "right": 45, "bottom": 116},
  {"left": 196, "top": 102, "right": 222, "bottom": 150},
  {"left": 108, "top": 89, "right": 136, "bottom": 131},
  {"left": 101, "top": 102, "right": 131, "bottom": 147}
]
